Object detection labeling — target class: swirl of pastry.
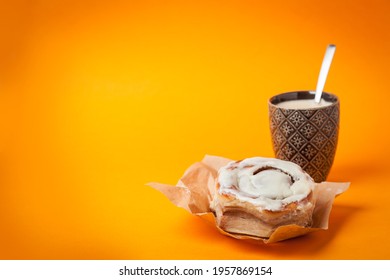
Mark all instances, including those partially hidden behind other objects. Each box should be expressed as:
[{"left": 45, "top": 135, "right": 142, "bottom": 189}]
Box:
[{"left": 211, "top": 157, "right": 316, "bottom": 238}]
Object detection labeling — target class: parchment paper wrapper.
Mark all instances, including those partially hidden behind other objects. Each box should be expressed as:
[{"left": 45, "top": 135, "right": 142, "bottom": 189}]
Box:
[{"left": 148, "top": 155, "right": 350, "bottom": 243}]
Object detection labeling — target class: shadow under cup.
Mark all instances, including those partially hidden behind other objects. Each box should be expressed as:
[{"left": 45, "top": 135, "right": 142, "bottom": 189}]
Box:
[{"left": 268, "top": 91, "right": 339, "bottom": 183}]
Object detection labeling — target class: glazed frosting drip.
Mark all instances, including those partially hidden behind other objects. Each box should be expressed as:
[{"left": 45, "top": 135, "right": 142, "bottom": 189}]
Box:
[{"left": 217, "top": 157, "right": 315, "bottom": 211}]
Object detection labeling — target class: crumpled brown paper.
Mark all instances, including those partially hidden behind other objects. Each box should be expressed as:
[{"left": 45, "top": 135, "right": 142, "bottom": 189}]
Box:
[{"left": 148, "top": 155, "right": 350, "bottom": 243}]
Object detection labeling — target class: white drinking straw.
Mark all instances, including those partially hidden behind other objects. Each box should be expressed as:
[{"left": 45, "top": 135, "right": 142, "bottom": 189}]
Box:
[{"left": 314, "top": 44, "right": 336, "bottom": 103}]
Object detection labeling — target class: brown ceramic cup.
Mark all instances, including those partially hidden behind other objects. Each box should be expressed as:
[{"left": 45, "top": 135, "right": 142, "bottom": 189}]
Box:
[{"left": 268, "top": 91, "right": 340, "bottom": 182}]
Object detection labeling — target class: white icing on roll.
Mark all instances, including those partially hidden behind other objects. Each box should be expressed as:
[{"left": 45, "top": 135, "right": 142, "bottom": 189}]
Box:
[{"left": 217, "top": 157, "right": 315, "bottom": 211}]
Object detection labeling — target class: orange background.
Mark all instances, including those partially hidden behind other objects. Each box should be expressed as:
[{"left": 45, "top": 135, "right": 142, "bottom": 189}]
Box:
[{"left": 0, "top": 0, "right": 389, "bottom": 259}]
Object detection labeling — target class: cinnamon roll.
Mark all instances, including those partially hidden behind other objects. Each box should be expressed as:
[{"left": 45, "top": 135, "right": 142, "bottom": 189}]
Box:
[{"left": 210, "top": 157, "right": 316, "bottom": 238}]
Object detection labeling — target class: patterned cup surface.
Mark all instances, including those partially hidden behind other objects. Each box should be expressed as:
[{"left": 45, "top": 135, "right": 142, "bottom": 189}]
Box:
[{"left": 268, "top": 91, "right": 339, "bottom": 182}]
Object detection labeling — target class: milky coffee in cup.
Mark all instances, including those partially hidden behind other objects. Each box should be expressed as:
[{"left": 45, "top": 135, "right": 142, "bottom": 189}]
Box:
[{"left": 268, "top": 91, "right": 339, "bottom": 183}]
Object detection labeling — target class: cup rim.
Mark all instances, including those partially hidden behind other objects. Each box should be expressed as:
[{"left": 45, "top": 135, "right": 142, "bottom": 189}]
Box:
[{"left": 268, "top": 90, "right": 339, "bottom": 109}]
